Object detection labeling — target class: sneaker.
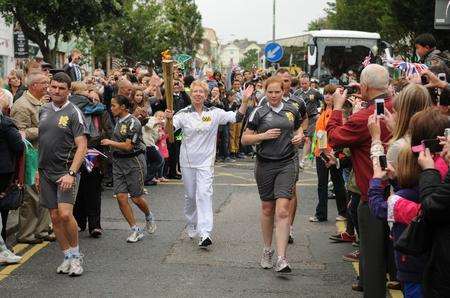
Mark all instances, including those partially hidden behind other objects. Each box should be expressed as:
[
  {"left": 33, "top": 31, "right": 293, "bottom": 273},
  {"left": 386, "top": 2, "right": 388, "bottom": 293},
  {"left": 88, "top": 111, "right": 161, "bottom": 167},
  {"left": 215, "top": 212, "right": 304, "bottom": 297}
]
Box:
[
  {"left": 342, "top": 250, "right": 360, "bottom": 262},
  {"left": 127, "top": 229, "right": 144, "bottom": 243},
  {"left": 336, "top": 215, "right": 347, "bottom": 221},
  {"left": 56, "top": 257, "right": 72, "bottom": 274},
  {"left": 329, "top": 232, "right": 356, "bottom": 243},
  {"left": 387, "top": 281, "right": 402, "bottom": 290},
  {"left": 90, "top": 228, "right": 103, "bottom": 238},
  {"left": 260, "top": 248, "right": 274, "bottom": 269},
  {"left": 309, "top": 216, "right": 326, "bottom": 222},
  {"left": 186, "top": 225, "right": 197, "bottom": 239},
  {"left": 198, "top": 236, "right": 212, "bottom": 249},
  {"left": 145, "top": 219, "right": 157, "bottom": 234},
  {"left": 68, "top": 255, "right": 84, "bottom": 277},
  {"left": 0, "top": 249, "right": 22, "bottom": 264},
  {"left": 274, "top": 256, "right": 292, "bottom": 273}
]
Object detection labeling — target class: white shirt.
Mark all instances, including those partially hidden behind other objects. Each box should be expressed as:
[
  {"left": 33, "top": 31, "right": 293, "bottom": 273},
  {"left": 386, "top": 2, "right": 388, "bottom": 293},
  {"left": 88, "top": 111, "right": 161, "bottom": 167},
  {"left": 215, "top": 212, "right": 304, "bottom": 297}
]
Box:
[{"left": 173, "top": 106, "right": 238, "bottom": 168}]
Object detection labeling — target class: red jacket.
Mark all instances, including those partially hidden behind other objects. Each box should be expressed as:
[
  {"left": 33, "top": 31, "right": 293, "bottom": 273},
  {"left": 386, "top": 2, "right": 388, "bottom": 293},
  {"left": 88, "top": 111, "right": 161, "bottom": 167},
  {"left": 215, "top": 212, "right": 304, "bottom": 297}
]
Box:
[{"left": 326, "top": 98, "right": 393, "bottom": 201}]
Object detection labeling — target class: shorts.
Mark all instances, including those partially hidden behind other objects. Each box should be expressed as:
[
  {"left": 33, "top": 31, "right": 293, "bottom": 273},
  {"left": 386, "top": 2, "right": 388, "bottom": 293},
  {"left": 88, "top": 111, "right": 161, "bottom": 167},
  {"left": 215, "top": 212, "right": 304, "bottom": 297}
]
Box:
[
  {"left": 254, "top": 156, "right": 299, "bottom": 201},
  {"left": 39, "top": 170, "right": 80, "bottom": 209},
  {"left": 307, "top": 115, "right": 318, "bottom": 137},
  {"left": 113, "top": 154, "right": 146, "bottom": 197}
]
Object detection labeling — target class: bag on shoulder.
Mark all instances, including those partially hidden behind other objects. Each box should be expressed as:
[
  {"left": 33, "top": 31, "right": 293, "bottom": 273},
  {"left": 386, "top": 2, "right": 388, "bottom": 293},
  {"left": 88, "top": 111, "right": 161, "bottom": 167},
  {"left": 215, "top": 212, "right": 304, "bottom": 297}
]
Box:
[
  {"left": 0, "top": 151, "right": 25, "bottom": 210},
  {"left": 394, "top": 210, "right": 431, "bottom": 256}
]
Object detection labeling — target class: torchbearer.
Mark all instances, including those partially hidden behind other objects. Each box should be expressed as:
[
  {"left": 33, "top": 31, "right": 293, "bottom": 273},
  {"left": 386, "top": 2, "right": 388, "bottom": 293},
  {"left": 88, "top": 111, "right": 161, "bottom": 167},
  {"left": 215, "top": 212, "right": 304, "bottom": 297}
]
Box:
[{"left": 165, "top": 81, "right": 253, "bottom": 249}]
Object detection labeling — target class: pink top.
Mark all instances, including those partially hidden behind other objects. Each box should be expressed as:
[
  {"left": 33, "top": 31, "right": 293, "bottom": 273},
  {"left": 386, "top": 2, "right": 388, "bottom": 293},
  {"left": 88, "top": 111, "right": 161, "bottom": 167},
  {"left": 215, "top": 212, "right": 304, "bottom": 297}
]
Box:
[{"left": 156, "top": 127, "right": 169, "bottom": 158}]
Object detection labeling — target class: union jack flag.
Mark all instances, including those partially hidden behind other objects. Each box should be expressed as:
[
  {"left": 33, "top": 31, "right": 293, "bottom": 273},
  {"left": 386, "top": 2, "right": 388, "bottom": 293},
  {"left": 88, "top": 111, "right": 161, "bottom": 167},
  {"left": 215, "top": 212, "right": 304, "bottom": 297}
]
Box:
[
  {"left": 391, "top": 61, "right": 428, "bottom": 76},
  {"left": 362, "top": 52, "right": 372, "bottom": 68},
  {"left": 84, "top": 148, "right": 108, "bottom": 172}
]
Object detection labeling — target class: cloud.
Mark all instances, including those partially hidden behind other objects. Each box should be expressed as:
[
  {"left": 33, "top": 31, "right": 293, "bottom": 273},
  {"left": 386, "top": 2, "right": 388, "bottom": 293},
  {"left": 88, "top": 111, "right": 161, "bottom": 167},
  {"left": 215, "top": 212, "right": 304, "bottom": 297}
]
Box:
[{"left": 195, "top": 0, "right": 330, "bottom": 43}]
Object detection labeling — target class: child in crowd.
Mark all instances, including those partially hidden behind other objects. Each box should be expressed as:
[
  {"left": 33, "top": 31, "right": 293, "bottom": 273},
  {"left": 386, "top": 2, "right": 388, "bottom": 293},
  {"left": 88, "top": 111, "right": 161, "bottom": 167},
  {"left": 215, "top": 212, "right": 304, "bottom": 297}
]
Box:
[{"left": 154, "top": 111, "right": 169, "bottom": 182}]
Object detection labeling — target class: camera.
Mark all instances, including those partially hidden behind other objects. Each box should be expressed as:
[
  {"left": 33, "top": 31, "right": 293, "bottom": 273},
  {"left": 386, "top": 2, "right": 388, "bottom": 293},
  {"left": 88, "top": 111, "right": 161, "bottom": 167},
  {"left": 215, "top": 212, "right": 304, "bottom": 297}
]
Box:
[{"left": 344, "top": 85, "right": 358, "bottom": 95}]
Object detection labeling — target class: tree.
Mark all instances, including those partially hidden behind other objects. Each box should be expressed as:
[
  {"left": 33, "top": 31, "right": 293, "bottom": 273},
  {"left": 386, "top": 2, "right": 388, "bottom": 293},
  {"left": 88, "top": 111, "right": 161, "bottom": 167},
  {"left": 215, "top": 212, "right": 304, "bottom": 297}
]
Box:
[
  {"left": 85, "top": 0, "right": 203, "bottom": 68},
  {"left": 0, "top": 0, "right": 123, "bottom": 64},
  {"left": 85, "top": 0, "right": 168, "bottom": 67},
  {"left": 162, "top": 0, "right": 203, "bottom": 58},
  {"left": 239, "top": 49, "right": 259, "bottom": 70},
  {"left": 307, "top": 17, "right": 331, "bottom": 31}
]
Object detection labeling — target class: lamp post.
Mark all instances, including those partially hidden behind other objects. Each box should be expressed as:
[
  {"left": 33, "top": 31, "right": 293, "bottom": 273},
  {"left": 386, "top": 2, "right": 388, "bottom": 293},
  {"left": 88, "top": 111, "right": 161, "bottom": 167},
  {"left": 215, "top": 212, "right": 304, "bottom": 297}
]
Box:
[{"left": 272, "top": 0, "right": 276, "bottom": 42}]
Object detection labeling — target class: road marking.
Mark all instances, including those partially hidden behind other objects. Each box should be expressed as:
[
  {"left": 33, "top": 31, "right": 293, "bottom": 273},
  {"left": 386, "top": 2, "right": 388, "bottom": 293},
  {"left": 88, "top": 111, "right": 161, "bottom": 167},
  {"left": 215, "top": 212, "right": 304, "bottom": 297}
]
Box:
[
  {"left": 336, "top": 221, "right": 403, "bottom": 298},
  {"left": 0, "top": 242, "right": 49, "bottom": 282},
  {"left": 157, "top": 182, "right": 318, "bottom": 187},
  {"left": 13, "top": 243, "right": 29, "bottom": 254}
]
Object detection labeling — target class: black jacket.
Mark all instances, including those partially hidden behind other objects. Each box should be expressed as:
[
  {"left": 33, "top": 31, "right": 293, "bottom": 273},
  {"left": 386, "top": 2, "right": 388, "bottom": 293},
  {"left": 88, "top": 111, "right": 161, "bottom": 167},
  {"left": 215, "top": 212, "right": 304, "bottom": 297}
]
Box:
[
  {"left": 0, "top": 113, "right": 24, "bottom": 174},
  {"left": 420, "top": 169, "right": 450, "bottom": 298},
  {"left": 151, "top": 91, "right": 190, "bottom": 113},
  {"left": 62, "top": 63, "right": 82, "bottom": 81}
]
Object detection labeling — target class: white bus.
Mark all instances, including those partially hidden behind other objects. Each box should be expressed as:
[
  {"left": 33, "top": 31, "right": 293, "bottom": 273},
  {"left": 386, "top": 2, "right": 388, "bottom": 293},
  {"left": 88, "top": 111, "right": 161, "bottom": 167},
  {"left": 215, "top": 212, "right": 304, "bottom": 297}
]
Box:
[{"left": 274, "top": 30, "right": 386, "bottom": 81}]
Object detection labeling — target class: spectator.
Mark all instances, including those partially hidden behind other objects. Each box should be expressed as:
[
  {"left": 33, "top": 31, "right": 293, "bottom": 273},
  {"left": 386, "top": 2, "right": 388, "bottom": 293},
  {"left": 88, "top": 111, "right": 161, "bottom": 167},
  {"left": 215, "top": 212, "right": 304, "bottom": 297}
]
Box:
[
  {"left": 63, "top": 48, "right": 84, "bottom": 82},
  {"left": 386, "top": 84, "right": 432, "bottom": 169},
  {"left": 153, "top": 111, "right": 169, "bottom": 182},
  {"left": 6, "top": 69, "right": 24, "bottom": 99},
  {"left": 142, "top": 111, "right": 164, "bottom": 186},
  {"left": 207, "top": 86, "right": 230, "bottom": 162},
  {"left": 327, "top": 64, "right": 393, "bottom": 296},
  {"left": 0, "top": 96, "right": 23, "bottom": 264},
  {"left": 415, "top": 33, "right": 447, "bottom": 68},
  {"left": 69, "top": 81, "right": 107, "bottom": 238},
  {"left": 11, "top": 71, "right": 55, "bottom": 244},
  {"left": 131, "top": 87, "right": 150, "bottom": 126},
  {"left": 309, "top": 84, "right": 347, "bottom": 223}
]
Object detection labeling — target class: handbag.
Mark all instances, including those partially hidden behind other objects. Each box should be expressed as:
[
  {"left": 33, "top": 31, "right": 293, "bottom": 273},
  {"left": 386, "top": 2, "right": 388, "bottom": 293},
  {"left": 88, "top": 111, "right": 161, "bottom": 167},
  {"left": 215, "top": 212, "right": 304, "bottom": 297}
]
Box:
[
  {"left": 394, "top": 210, "right": 431, "bottom": 256},
  {"left": 24, "top": 139, "right": 38, "bottom": 186},
  {"left": 0, "top": 150, "right": 25, "bottom": 210}
]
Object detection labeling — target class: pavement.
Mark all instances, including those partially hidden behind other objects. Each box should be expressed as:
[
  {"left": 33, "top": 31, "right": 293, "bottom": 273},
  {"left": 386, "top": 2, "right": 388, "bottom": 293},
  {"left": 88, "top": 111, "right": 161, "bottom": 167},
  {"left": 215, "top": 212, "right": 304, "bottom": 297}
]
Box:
[{"left": 1, "top": 158, "right": 363, "bottom": 297}]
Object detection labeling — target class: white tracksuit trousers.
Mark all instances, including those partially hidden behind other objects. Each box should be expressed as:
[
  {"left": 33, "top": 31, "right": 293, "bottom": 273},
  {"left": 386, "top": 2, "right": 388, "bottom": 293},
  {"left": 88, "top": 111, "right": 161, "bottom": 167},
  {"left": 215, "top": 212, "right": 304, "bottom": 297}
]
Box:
[{"left": 180, "top": 166, "right": 214, "bottom": 238}]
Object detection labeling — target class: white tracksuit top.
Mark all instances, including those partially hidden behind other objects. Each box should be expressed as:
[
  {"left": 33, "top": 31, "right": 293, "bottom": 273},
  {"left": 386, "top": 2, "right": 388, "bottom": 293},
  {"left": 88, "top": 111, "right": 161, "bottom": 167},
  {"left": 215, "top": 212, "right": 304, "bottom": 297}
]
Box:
[{"left": 173, "top": 105, "right": 239, "bottom": 168}]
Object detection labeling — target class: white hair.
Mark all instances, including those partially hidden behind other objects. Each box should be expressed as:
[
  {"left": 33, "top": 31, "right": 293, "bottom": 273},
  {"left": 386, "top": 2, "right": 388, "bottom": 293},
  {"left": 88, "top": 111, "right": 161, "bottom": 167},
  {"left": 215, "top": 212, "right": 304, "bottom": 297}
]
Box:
[
  {"left": 360, "top": 64, "right": 389, "bottom": 91},
  {"left": 25, "top": 71, "right": 46, "bottom": 87}
]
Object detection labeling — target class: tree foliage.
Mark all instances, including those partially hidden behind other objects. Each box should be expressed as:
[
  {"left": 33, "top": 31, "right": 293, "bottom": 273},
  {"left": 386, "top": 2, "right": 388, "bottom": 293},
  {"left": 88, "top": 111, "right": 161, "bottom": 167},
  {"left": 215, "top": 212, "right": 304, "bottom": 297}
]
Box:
[
  {"left": 239, "top": 49, "right": 259, "bottom": 70},
  {"left": 308, "top": 0, "right": 450, "bottom": 56},
  {"left": 0, "top": 0, "right": 123, "bottom": 63},
  {"left": 85, "top": 0, "right": 203, "bottom": 68}
]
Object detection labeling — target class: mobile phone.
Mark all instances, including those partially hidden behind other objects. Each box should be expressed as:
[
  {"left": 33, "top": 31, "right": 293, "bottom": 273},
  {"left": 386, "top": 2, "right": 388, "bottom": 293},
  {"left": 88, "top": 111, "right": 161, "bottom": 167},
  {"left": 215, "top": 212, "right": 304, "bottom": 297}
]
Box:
[
  {"left": 438, "top": 73, "right": 447, "bottom": 82},
  {"left": 320, "top": 152, "right": 330, "bottom": 163},
  {"left": 375, "top": 98, "right": 385, "bottom": 116},
  {"left": 379, "top": 155, "right": 387, "bottom": 170},
  {"left": 422, "top": 139, "right": 444, "bottom": 153},
  {"left": 445, "top": 128, "right": 450, "bottom": 138},
  {"left": 344, "top": 85, "right": 358, "bottom": 94},
  {"left": 421, "top": 75, "right": 429, "bottom": 85}
]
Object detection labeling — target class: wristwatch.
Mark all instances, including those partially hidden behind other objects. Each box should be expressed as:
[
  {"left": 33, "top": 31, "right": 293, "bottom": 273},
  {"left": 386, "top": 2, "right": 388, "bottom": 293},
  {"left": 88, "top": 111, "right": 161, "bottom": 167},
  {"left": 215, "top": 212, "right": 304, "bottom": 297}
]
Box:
[{"left": 68, "top": 170, "right": 77, "bottom": 177}]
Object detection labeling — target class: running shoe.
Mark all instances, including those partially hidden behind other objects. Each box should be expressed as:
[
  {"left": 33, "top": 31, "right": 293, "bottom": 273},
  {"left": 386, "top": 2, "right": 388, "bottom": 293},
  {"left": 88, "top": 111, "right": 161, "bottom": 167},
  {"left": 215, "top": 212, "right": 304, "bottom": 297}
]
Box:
[
  {"left": 329, "top": 232, "right": 356, "bottom": 243},
  {"left": 260, "top": 248, "right": 274, "bottom": 269},
  {"left": 198, "top": 236, "right": 212, "bottom": 249},
  {"left": 342, "top": 250, "right": 360, "bottom": 262},
  {"left": 90, "top": 229, "right": 103, "bottom": 238},
  {"left": 336, "top": 215, "right": 347, "bottom": 221},
  {"left": 127, "top": 229, "right": 144, "bottom": 243},
  {"left": 0, "top": 248, "right": 21, "bottom": 264},
  {"left": 274, "top": 256, "right": 291, "bottom": 273},
  {"left": 68, "top": 255, "right": 84, "bottom": 277},
  {"left": 145, "top": 219, "right": 157, "bottom": 234},
  {"left": 56, "top": 257, "right": 72, "bottom": 274},
  {"left": 309, "top": 216, "right": 326, "bottom": 222}
]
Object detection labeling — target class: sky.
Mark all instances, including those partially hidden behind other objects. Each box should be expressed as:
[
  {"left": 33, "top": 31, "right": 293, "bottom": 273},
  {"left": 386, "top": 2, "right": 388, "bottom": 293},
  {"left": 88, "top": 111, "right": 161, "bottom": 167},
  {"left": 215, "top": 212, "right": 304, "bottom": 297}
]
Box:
[{"left": 195, "top": 0, "right": 331, "bottom": 44}]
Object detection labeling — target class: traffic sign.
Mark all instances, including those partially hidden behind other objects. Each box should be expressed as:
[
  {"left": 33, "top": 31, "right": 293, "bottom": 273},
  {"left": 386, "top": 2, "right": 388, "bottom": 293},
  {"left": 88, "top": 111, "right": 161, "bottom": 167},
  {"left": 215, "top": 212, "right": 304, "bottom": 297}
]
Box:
[{"left": 264, "top": 42, "right": 284, "bottom": 63}]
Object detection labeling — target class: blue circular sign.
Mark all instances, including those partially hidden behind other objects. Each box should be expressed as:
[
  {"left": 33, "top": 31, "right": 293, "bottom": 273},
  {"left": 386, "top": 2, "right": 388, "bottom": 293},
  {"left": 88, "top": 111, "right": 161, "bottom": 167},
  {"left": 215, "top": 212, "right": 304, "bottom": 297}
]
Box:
[{"left": 264, "top": 42, "right": 284, "bottom": 63}]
